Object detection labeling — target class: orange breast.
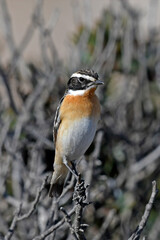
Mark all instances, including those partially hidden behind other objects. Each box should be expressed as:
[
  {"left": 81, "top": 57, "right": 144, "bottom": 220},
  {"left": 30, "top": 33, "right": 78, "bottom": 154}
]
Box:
[{"left": 60, "top": 87, "right": 101, "bottom": 121}]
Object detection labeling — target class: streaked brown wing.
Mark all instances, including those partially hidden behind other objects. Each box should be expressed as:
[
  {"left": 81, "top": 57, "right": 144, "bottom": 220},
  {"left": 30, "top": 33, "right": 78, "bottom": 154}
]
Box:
[{"left": 53, "top": 91, "right": 67, "bottom": 144}]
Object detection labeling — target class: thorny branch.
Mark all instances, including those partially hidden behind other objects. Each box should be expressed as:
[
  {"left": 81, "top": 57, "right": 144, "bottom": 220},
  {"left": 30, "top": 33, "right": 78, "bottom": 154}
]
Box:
[
  {"left": 72, "top": 175, "right": 89, "bottom": 240},
  {"left": 33, "top": 174, "right": 90, "bottom": 240},
  {"left": 60, "top": 207, "right": 79, "bottom": 240}
]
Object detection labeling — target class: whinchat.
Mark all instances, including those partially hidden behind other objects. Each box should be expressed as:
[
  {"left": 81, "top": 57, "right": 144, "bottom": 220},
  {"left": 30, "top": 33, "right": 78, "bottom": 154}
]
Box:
[{"left": 49, "top": 69, "right": 103, "bottom": 197}]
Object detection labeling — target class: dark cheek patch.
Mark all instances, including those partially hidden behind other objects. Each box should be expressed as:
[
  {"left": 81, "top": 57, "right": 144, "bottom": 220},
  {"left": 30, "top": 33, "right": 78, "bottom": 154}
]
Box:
[{"left": 68, "top": 77, "right": 87, "bottom": 90}]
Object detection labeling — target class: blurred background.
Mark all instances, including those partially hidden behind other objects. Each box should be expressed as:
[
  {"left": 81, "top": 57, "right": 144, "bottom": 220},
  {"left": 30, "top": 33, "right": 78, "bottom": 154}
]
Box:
[{"left": 0, "top": 0, "right": 160, "bottom": 239}]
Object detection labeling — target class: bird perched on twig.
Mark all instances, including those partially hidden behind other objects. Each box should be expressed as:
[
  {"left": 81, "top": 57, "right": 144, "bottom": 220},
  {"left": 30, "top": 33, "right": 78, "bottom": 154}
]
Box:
[{"left": 49, "top": 69, "right": 103, "bottom": 198}]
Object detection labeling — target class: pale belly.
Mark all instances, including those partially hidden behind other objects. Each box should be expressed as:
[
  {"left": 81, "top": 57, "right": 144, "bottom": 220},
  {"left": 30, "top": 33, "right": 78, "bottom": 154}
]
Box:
[{"left": 57, "top": 117, "right": 98, "bottom": 161}]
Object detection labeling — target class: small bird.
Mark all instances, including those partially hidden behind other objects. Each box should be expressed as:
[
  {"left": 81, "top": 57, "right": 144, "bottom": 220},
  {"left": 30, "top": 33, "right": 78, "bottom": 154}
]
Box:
[{"left": 49, "top": 69, "right": 103, "bottom": 197}]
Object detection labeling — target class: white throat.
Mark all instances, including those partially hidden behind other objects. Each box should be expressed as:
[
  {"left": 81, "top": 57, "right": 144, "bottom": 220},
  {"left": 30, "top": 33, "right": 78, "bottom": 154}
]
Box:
[{"left": 68, "top": 85, "right": 96, "bottom": 96}]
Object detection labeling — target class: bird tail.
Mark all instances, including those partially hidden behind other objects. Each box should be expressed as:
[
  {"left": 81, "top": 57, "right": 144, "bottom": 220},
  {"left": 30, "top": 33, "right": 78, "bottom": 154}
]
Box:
[{"left": 49, "top": 163, "right": 68, "bottom": 198}]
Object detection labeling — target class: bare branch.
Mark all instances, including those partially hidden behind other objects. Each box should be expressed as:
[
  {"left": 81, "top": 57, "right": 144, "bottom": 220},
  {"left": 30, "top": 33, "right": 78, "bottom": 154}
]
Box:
[
  {"left": 33, "top": 207, "right": 76, "bottom": 240},
  {"left": 4, "top": 203, "right": 22, "bottom": 240},
  {"left": 130, "top": 146, "right": 160, "bottom": 174},
  {"left": 60, "top": 207, "right": 79, "bottom": 240},
  {"left": 18, "top": 175, "right": 48, "bottom": 221},
  {"left": 0, "top": 67, "right": 18, "bottom": 114},
  {"left": 93, "top": 210, "right": 116, "bottom": 240},
  {"left": 4, "top": 176, "right": 48, "bottom": 240},
  {"left": 128, "top": 181, "right": 158, "bottom": 240},
  {"left": 0, "top": 0, "right": 16, "bottom": 54}
]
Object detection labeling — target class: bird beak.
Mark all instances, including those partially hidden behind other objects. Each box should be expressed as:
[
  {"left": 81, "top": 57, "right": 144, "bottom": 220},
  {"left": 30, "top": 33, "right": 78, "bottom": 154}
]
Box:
[{"left": 94, "top": 80, "right": 104, "bottom": 85}]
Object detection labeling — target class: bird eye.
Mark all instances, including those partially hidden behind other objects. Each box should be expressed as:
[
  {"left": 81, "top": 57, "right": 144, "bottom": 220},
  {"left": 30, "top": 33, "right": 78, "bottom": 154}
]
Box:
[{"left": 79, "top": 77, "right": 85, "bottom": 82}]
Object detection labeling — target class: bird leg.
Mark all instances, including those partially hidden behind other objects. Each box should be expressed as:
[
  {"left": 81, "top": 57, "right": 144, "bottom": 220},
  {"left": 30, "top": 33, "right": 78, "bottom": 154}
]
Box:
[
  {"left": 63, "top": 156, "right": 78, "bottom": 180},
  {"left": 71, "top": 162, "right": 78, "bottom": 176}
]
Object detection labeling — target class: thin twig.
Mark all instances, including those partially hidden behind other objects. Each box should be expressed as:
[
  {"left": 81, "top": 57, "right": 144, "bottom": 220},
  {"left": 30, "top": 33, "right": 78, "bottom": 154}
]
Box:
[
  {"left": 0, "top": 0, "right": 16, "bottom": 54},
  {"left": 128, "top": 181, "right": 158, "bottom": 240},
  {"left": 18, "top": 175, "right": 48, "bottom": 221},
  {"left": 33, "top": 207, "right": 76, "bottom": 240},
  {"left": 130, "top": 146, "right": 160, "bottom": 174},
  {"left": 4, "top": 204, "right": 22, "bottom": 240},
  {"left": 4, "top": 176, "right": 48, "bottom": 240},
  {"left": 0, "top": 67, "right": 18, "bottom": 114},
  {"left": 93, "top": 209, "right": 116, "bottom": 240}
]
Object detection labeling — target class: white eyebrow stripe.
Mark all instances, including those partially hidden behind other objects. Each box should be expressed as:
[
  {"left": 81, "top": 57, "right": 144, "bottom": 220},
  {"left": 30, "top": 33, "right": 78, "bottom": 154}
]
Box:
[{"left": 71, "top": 73, "right": 95, "bottom": 81}]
